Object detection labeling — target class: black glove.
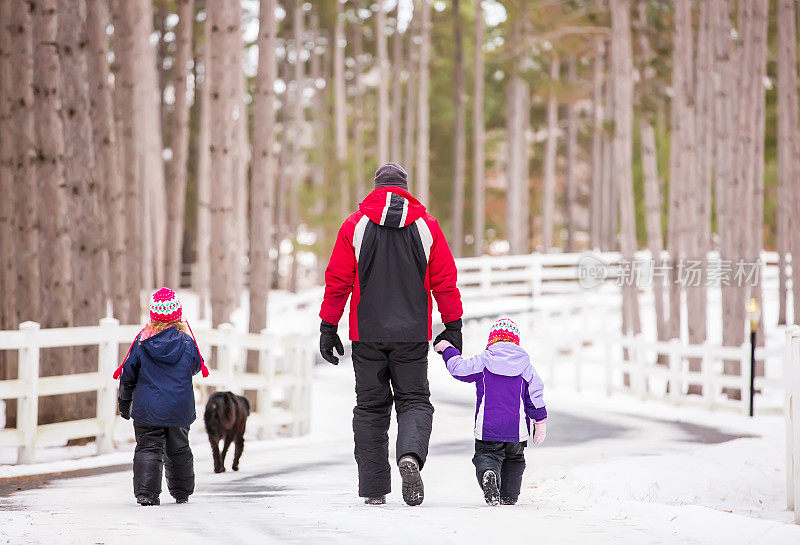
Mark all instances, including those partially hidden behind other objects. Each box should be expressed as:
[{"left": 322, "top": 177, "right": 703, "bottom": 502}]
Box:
[
  {"left": 434, "top": 319, "right": 463, "bottom": 352},
  {"left": 320, "top": 321, "right": 344, "bottom": 365},
  {"left": 119, "top": 399, "right": 131, "bottom": 420}
]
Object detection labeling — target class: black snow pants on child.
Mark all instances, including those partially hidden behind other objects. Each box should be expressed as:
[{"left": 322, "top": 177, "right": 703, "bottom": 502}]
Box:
[
  {"left": 472, "top": 440, "right": 526, "bottom": 502},
  {"left": 133, "top": 423, "right": 195, "bottom": 500},
  {"left": 351, "top": 341, "right": 434, "bottom": 498}
]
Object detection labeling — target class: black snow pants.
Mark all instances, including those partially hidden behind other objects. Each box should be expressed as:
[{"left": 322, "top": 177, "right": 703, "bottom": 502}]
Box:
[
  {"left": 351, "top": 341, "right": 433, "bottom": 498},
  {"left": 133, "top": 423, "right": 195, "bottom": 500},
  {"left": 472, "top": 440, "right": 526, "bottom": 502}
]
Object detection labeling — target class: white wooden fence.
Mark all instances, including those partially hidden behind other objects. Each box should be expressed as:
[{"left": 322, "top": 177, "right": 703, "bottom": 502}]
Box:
[
  {"left": 786, "top": 326, "right": 800, "bottom": 523},
  {"left": 0, "top": 319, "right": 313, "bottom": 465}
]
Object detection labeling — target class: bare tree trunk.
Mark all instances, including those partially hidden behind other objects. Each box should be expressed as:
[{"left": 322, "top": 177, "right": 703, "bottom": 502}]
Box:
[
  {"left": 232, "top": 16, "right": 248, "bottom": 303},
  {"left": 473, "top": 0, "right": 485, "bottom": 256},
  {"left": 32, "top": 0, "right": 74, "bottom": 423},
  {"left": 352, "top": 15, "right": 366, "bottom": 203},
  {"left": 333, "top": 0, "right": 348, "bottom": 216},
  {"left": 111, "top": 0, "right": 142, "bottom": 323},
  {"left": 0, "top": 0, "right": 18, "bottom": 343},
  {"left": 667, "top": 0, "right": 694, "bottom": 343},
  {"left": 451, "top": 0, "right": 465, "bottom": 257},
  {"left": 390, "top": 3, "right": 403, "bottom": 162},
  {"left": 590, "top": 38, "right": 604, "bottom": 251},
  {"left": 416, "top": 0, "right": 431, "bottom": 204},
  {"left": 208, "top": 0, "right": 238, "bottom": 325},
  {"left": 250, "top": 0, "right": 277, "bottom": 338},
  {"left": 165, "top": 0, "right": 195, "bottom": 289},
  {"left": 376, "top": 0, "right": 389, "bottom": 165},
  {"left": 288, "top": 0, "right": 304, "bottom": 293},
  {"left": 87, "top": 0, "right": 124, "bottom": 319},
  {"left": 403, "top": 12, "right": 417, "bottom": 184},
  {"left": 641, "top": 122, "right": 667, "bottom": 341},
  {"left": 565, "top": 56, "right": 577, "bottom": 253},
  {"left": 195, "top": 7, "right": 212, "bottom": 319},
  {"left": 542, "top": 55, "right": 559, "bottom": 252},
  {"left": 601, "top": 41, "right": 615, "bottom": 251},
  {"left": 610, "top": 0, "right": 641, "bottom": 336},
  {"left": 505, "top": 42, "right": 529, "bottom": 257},
  {"left": 778, "top": 0, "right": 799, "bottom": 325},
  {"left": 58, "top": 0, "right": 103, "bottom": 332},
  {"left": 8, "top": 0, "right": 41, "bottom": 323}
]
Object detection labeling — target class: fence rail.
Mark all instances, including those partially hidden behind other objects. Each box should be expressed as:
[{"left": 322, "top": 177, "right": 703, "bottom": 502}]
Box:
[{"left": 0, "top": 319, "right": 313, "bottom": 465}]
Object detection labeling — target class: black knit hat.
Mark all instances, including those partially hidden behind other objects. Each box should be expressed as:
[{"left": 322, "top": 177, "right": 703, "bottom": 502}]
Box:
[{"left": 374, "top": 162, "right": 408, "bottom": 190}]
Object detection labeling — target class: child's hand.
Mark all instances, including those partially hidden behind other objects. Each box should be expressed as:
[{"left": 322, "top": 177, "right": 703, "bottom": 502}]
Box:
[
  {"left": 533, "top": 420, "right": 546, "bottom": 445},
  {"left": 433, "top": 340, "right": 453, "bottom": 353}
]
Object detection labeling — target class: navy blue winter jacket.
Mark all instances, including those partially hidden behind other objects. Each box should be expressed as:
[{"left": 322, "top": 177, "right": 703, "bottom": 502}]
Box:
[{"left": 119, "top": 327, "right": 202, "bottom": 427}]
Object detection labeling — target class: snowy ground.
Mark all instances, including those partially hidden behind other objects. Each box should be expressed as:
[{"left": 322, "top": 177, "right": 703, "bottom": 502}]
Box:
[{"left": 1, "top": 357, "right": 799, "bottom": 545}]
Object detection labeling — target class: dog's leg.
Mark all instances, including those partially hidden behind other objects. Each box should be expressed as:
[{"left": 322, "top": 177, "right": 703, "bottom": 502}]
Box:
[
  {"left": 220, "top": 435, "right": 232, "bottom": 469},
  {"left": 209, "top": 436, "right": 224, "bottom": 473},
  {"left": 231, "top": 433, "right": 244, "bottom": 471}
]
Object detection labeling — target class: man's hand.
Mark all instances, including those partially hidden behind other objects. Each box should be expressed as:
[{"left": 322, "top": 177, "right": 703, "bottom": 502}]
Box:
[
  {"left": 119, "top": 399, "right": 131, "bottom": 420},
  {"left": 433, "top": 319, "right": 462, "bottom": 352},
  {"left": 320, "top": 321, "right": 345, "bottom": 365}
]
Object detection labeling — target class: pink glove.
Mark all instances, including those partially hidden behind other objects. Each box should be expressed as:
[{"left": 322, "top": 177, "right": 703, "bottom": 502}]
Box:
[
  {"left": 434, "top": 340, "right": 453, "bottom": 353},
  {"left": 532, "top": 420, "right": 546, "bottom": 445}
]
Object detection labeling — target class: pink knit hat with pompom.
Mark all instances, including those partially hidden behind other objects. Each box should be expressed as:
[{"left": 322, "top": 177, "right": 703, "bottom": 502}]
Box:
[{"left": 488, "top": 318, "right": 520, "bottom": 346}]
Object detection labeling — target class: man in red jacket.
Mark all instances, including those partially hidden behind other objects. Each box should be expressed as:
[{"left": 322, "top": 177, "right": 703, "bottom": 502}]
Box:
[{"left": 319, "top": 162, "right": 463, "bottom": 506}]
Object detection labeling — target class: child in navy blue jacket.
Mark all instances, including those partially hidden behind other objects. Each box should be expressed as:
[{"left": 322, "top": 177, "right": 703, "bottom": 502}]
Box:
[
  {"left": 114, "top": 288, "right": 208, "bottom": 506},
  {"left": 435, "top": 318, "right": 547, "bottom": 506}
]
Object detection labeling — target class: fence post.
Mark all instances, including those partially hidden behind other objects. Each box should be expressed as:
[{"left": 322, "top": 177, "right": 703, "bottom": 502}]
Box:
[
  {"left": 531, "top": 257, "right": 543, "bottom": 300},
  {"left": 218, "top": 323, "right": 236, "bottom": 392},
  {"left": 703, "top": 341, "right": 715, "bottom": 410},
  {"left": 17, "top": 321, "right": 41, "bottom": 465},
  {"left": 479, "top": 255, "right": 491, "bottom": 296},
  {"left": 604, "top": 337, "right": 613, "bottom": 396},
  {"left": 669, "top": 338, "right": 681, "bottom": 404},
  {"left": 96, "top": 317, "right": 120, "bottom": 454},
  {"left": 740, "top": 342, "right": 751, "bottom": 415},
  {"left": 793, "top": 332, "right": 800, "bottom": 523},
  {"left": 257, "top": 328, "right": 274, "bottom": 440}
]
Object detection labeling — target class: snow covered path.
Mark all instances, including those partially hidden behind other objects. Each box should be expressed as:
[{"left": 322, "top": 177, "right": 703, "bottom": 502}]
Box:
[{"left": 2, "top": 362, "right": 800, "bottom": 545}]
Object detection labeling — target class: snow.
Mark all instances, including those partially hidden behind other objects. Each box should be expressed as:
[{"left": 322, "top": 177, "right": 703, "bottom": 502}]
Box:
[{"left": 2, "top": 358, "right": 799, "bottom": 544}]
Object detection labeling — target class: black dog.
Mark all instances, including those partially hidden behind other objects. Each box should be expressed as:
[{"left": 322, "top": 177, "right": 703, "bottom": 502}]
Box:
[{"left": 204, "top": 391, "right": 250, "bottom": 473}]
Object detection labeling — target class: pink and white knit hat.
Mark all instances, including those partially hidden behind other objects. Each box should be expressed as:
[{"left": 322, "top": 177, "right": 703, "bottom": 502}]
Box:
[
  {"left": 149, "top": 287, "right": 182, "bottom": 322},
  {"left": 488, "top": 318, "right": 520, "bottom": 346}
]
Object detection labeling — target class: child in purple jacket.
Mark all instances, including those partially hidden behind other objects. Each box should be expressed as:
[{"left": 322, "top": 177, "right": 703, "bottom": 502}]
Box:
[{"left": 434, "top": 318, "right": 547, "bottom": 506}]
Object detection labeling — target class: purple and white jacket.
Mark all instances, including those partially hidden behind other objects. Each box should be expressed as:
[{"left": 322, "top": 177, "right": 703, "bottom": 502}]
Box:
[{"left": 441, "top": 342, "right": 547, "bottom": 443}]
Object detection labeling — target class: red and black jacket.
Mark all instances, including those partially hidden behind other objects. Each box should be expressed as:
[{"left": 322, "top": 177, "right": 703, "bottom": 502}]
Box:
[{"left": 320, "top": 186, "right": 463, "bottom": 342}]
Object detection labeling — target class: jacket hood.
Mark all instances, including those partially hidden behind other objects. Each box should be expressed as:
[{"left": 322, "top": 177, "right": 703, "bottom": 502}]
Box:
[
  {"left": 359, "top": 187, "right": 426, "bottom": 228},
  {"left": 141, "top": 327, "right": 187, "bottom": 365},
  {"left": 484, "top": 342, "right": 530, "bottom": 377}
]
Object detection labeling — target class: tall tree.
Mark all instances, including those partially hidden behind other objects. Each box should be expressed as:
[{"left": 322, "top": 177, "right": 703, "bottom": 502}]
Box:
[
  {"left": 8, "top": 0, "right": 41, "bottom": 323},
  {"left": 402, "top": 10, "right": 417, "bottom": 183},
  {"left": 390, "top": 2, "right": 403, "bottom": 162},
  {"left": 165, "top": 0, "right": 196, "bottom": 289},
  {"left": 472, "top": 0, "right": 485, "bottom": 256},
  {"left": 589, "top": 38, "right": 604, "bottom": 251},
  {"left": 208, "top": 0, "right": 239, "bottom": 325},
  {"left": 451, "top": 0, "right": 465, "bottom": 257},
  {"left": 565, "top": 56, "right": 577, "bottom": 253},
  {"left": 376, "top": 0, "right": 389, "bottom": 165},
  {"left": 249, "top": 0, "right": 277, "bottom": 339},
  {"left": 87, "top": 0, "right": 124, "bottom": 319},
  {"left": 600, "top": 40, "right": 615, "bottom": 250},
  {"left": 351, "top": 12, "right": 366, "bottom": 203},
  {"left": 610, "top": 0, "right": 640, "bottom": 336},
  {"left": 195, "top": 4, "right": 212, "bottom": 318},
  {"left": 333, "top": 0, "right": 348, "bottom": 216},
  {"left": 778, "top": 0, "right": 800, "bottom": 324},
  {"left": 541, "top": 55, "right": 559, "bottom": 252},
  {"left": 416, "top": 0, "right": 431, "bottom": 204},
  {"left": 58, "top": 0, "right": 103, "bottom": 331},
  {"left": 288, "top": 0, "right": 304, "bottom": 293},
  {"left": 111, "top": 0, "right": 143, "bottom": 322}
]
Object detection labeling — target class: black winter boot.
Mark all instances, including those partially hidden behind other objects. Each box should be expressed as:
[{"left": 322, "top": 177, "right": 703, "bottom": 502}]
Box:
[
  {"left": 482, "top": 470, "right": 500, "bottom": 506},
  {"left": 364, "top": 495, "right": 386, "bottom": 505},
  {"left": 398, "top": 455, "right": 424, "bottom": 506},
  {"left": 500, "top": 496, "right": 517, "bottom": 505},
  {"left": 137, "top": 495, "right": 160, "bottom": 506}
]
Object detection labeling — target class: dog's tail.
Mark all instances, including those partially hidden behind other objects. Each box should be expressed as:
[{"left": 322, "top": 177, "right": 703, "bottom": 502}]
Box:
[
  {"left": 221, "top": 393, "right": 238, "bottom": 428},
  {"left": 241, "top": 396, "right": 251, "bottom": 416}
]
